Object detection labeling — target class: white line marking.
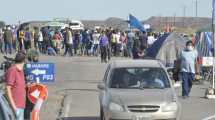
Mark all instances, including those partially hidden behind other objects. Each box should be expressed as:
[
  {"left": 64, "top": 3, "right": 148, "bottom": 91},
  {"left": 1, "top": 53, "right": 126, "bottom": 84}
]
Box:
[
  {"left": 64, "top": 96, "right": 71, "bottom": 118},
  {"left": 202, "top": 115, "right": 215, "bottom": 120}
]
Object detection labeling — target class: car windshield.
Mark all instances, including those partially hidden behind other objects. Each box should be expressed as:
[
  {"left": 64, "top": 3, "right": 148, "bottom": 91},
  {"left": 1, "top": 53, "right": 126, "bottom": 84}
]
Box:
[{"left": 109, "top": 67, "right": 170, "bottom": 89}]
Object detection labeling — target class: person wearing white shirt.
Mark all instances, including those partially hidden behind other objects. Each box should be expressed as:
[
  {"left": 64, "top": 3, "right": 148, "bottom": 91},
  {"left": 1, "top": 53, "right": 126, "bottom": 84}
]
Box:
[
  {"left": 38, "top": 31, "right": 43, "bottom": 53},
  {"left": 92, "top": 31, "right": 100, "bottom": 56},
  {"left": 147, "top": 35, "right": 156, "bottom": 47},
  {"left": 115, "top": 32, "right": 121, "bottom": 56}
]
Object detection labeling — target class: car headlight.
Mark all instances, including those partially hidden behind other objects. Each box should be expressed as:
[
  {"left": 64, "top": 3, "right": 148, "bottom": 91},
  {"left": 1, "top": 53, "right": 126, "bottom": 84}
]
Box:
[
  {"left": 162, "top": 102, "right": 178, "bottom": 112},
  {"left": 109, "top": 102, "right": 124, "bottom": 112}
]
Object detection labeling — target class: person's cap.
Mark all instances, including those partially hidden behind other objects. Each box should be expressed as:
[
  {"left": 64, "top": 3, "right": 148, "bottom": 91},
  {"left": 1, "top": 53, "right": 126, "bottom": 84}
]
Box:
[{"left": 15, "top": 51, "right": 26, "bottom": 63}]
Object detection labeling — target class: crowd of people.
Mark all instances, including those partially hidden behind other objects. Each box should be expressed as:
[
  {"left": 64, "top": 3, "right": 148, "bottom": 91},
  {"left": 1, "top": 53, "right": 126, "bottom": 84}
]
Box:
[{"left": 0, "top": 25, "right": 160, "bottom": 62}]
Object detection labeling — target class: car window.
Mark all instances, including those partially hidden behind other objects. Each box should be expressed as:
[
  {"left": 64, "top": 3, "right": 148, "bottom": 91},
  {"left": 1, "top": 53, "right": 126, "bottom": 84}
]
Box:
[{"left": 109, "top": 67, "right": 170, "bottom": 89}]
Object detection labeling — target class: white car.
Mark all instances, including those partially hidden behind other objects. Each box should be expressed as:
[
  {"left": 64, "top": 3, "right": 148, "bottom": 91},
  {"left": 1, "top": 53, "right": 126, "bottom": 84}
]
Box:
[
  {"left": 69, "top": 20, "right": 84, "bottom": 30},
  {"left": 98, "top": 59, "right": 181, "bottom": 120}
]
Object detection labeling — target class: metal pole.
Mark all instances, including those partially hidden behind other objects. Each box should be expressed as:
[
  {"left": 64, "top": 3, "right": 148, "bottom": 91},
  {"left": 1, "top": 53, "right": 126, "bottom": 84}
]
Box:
[
  {"left": 195, "top": 0, "right": 198, "bottom": 27},
  {"left": 213, "top": 23, "right": 215, "bottom": 89},
  {"left": 195, "top": 0, "right": 198, "bottom": 18},
  {"left": 212, "top": 1, "right": 215, "bottom": 89},
  {"left": 183, "top": 5, "right": 186, "bottom": 27}
]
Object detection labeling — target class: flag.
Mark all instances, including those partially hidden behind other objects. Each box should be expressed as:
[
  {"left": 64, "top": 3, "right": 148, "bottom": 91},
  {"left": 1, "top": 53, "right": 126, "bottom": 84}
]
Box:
[{"left": 129, "top": 14, "right": 145, "bottom": 32}]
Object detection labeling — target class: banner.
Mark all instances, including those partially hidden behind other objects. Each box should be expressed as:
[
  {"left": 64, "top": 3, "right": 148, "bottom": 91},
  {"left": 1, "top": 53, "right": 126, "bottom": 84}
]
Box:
[{"left": 129, "top": 14, "right": 145, "bottom": 32}]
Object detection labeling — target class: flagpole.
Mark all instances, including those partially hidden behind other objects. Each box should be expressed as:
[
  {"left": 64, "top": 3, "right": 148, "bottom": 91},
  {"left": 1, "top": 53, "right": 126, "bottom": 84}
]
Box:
[
  {"left": 206, "top": 0, "right": 215, "bottom": 99},
  {"left": 213, "top": 0, "right": 215, "bottom": 89}
]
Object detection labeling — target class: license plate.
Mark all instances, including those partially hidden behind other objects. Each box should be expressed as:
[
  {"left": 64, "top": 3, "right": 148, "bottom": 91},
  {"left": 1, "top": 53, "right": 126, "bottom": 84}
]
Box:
[{"left": 132, "top": 115, "right": 152, "bottom": 120}]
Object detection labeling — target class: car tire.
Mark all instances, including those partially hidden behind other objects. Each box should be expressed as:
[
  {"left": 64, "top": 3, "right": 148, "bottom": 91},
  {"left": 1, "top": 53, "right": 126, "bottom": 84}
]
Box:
[{"left": 100, "top": 107, "right": 105, "bottom": 120}]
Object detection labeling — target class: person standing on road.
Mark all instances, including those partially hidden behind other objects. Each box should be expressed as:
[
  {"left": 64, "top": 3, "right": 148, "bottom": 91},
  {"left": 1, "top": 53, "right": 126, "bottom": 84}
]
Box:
[
  {"left": 24, "top": 28, "right": 32, "bottom": 51},
  {"left": 0, "top": 28, "right": 4, "bottom": 53},
  {"left": 18, "top": 28, "right": 25, "bottom": 51},
  {"left": 5, "top": 52, "right": 26, "bottom": 120},
  {"left": 99, "top": 31, "right": 109, "bottom": 63},
  {"left": 38, "top": 30, "right": 43, "bottom": 53},
  {"left": 92, "top": 30, "right": 100, "bottom": 56},
  {"left": 73, "top": 31, "right": 80, "bottom": 55},
  {"left": 33, "top": 27, "right": 40, "bottom": 50},
  {"left": 179, "top": 40, "right": 199, "bottom": 99},
  {"left": 4, "top": 26, "right": 13, "bottom": 54},
  {"left": 64, "top": 27, "right": 73, "bottom": 56},
  {"left": 120, "top": 32, "right": 128, "bottom": 57},
  {"left": 127, "top": 30, "right": 135, "bottom": 58}
]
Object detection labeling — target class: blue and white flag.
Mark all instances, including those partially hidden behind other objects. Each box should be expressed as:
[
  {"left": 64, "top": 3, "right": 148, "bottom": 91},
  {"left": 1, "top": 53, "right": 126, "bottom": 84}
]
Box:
[{"left": 129, "top": 14, "right": 145, "bottom": 32}]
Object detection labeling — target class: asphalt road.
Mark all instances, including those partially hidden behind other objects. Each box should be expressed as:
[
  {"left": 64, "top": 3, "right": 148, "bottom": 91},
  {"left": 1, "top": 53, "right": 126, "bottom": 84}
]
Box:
[
  {"left": 1, "top": 55, "right": 215, "bottom": 120},
  {"left": 40, "top": 56, "right": 215, "bottom": 120}
]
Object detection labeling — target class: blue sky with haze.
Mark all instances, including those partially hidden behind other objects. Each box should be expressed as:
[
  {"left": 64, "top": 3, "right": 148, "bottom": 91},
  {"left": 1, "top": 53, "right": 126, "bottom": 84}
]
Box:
[{"left": 0, "top": 0, "right": 212, "bottom": 24}]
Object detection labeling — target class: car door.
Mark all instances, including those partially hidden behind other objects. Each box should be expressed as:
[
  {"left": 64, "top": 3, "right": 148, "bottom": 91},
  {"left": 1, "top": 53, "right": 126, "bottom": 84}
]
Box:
[
  {"left": 99, "top": 64, "right": 111, "bottom": 106},
  {"left": 0, "top": 98, "right": 6, "bottom": 120},
  {"left": 0, "top": 94, "right": 16, "bottom": 120}
]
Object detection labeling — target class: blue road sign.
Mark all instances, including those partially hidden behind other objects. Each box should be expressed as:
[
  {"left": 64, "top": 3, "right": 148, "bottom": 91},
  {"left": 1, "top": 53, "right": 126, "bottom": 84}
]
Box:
[{"left": 25, "top": 63, "right": 55, "bottom": 83}]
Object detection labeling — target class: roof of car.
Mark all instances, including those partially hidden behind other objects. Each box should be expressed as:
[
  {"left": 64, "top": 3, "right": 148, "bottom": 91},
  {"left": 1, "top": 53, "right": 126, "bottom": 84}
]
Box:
[{"left": 110, "top": 59, "right": 163, "bottom": 68}]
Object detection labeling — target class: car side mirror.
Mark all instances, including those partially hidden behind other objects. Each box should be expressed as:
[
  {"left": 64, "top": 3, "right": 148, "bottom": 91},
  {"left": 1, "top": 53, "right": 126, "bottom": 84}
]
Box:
[{"left": 97, "top": 83, "right": 105, "bottom": 90}]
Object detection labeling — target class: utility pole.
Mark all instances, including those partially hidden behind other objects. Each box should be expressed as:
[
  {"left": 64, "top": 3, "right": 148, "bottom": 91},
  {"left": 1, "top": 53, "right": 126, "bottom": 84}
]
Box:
[
  {"left": 195, "top": 0, "right": 198, "bottom": 28},
  {"left": 183, "top": 5, "right": 187, "bottom": 27},
  {"left": 173, "top": 13, "right": 176, "bottom": 27},
  {"left": 195, "top": 0, "right": 198, "bottom": 18}
]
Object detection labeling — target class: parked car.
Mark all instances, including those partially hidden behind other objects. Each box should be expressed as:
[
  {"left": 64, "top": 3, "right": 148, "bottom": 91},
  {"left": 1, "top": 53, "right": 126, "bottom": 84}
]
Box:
[
  {"left": 0, "top": 57, "right": 16, "bottom": 120},
  {"left": 98, "top": 59, "right": 181, "bottom": 120},
  {"left": 0, "top": 90, "right": 16, "bottom": 120}
]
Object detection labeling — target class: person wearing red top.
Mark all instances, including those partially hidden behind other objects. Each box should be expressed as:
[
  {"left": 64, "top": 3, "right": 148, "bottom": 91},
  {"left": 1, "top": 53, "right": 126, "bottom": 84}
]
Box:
[
  {"left": 6, "top": 52, "right": 26, "bottom": 120},
  {"left": 53, "top": 31, "right": 63, "bottom": 54}
]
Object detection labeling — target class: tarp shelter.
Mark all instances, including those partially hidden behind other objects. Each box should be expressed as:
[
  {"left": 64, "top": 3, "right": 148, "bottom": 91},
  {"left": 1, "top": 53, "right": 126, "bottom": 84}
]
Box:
[
  {"left": 195, "top": 28, "right": 213, "bottom": 57},
  {"left": 146, "top": 32, "right": 187, "bottom": 67}
]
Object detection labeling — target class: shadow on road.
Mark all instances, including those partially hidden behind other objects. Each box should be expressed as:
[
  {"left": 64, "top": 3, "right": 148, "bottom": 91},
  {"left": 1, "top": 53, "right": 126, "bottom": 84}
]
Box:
[{"left": 60, "top": 116, "right": 99, "bottom": 120}]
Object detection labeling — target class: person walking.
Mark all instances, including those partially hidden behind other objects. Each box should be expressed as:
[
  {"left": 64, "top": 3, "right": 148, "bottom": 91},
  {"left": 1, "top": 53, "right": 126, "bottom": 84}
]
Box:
[
  {"left": 12, "top": 26, "right": 18, "bottom": 52},
  {"left": 24, "top": 28, "right": 32, "bottom": 51},
  {"left": 38, "top": 30, "right": 43, "bottom": 53},
  {"left": 33, "top": 27, "right": 40, "bottom": 50},
  {"left": 73, "top": 31, "right": 80, "bottom": 55},
  {"left": 64, "top": 28, "right": 73, "bottom": 56},
  {"left": 99, "top": 31, "right": 109, "bottom": 63},
  {"left": 120, "top": 32, "right": 128, "bottom": 57},
  {"left": 179, "top": 41, "right": 199, "bottom": 99},
  {"left": 127, "top": 30, "right": 135, "bottom": 58},
  {"left": 18, "top": 29, "right": 25, "bottom": 51},
  {"left": 5, "top": 52, "right": 26, "bottom": 120},
  {"left": 0, "top": 28, "right": 4, "bottom": 53},
  {"left": 115, "top": 31, "right": 121, "bottom": 56},
  {"left": 4, "top": 26, "right": 13, "bottom": 54},
  {"left": 111, "top": 30, "right": 117, "bottom": 56},
  {"left": 92, "top": 30, "right": 100, "bottom": 56}
]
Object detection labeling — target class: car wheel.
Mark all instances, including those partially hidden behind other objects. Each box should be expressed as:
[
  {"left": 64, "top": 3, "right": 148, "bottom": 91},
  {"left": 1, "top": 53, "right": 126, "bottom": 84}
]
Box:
[{"left": 100, "top": 107, "right": 105, "bottom": 120}]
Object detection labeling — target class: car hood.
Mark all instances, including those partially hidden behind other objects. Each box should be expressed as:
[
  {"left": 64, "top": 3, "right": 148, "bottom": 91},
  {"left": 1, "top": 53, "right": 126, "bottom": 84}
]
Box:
[{"left": 109, "top": 88, "right": 174, "bottom": 105}]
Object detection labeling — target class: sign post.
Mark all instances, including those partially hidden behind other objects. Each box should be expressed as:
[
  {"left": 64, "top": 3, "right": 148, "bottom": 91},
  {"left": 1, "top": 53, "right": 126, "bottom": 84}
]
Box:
[
  {"left": 25, "top": 62, "right": 55, "bottom": 120},
  {"left": 28, "top": 83, "right": 48, "bottom": 120},
  {"left": 25, "top": 63, "right": 55, "bottom": 83}
]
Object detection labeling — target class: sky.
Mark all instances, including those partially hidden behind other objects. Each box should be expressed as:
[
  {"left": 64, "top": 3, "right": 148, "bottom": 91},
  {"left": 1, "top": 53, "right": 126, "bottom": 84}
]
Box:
[{"left": 0, "top": 0, "right": 212, "bottom": 24}]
